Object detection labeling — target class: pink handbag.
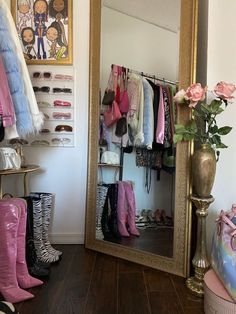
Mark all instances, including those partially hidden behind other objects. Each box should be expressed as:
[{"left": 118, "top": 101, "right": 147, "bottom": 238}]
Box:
[
  {"left": 119, "top": 68, "right": 129, "bottom": 113},
  {"left": 104, "top": 100, "right": 121, "bottom": 127}
]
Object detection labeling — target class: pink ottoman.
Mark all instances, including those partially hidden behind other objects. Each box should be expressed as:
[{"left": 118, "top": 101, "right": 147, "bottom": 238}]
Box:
[{"left": 204, "top": 269, "right": 236, "bottom": 313}]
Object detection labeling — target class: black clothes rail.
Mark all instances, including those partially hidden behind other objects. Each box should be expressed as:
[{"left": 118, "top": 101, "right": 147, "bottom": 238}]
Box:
[{"left": 111, "top": 64, "right": 178, "bottom": 86}]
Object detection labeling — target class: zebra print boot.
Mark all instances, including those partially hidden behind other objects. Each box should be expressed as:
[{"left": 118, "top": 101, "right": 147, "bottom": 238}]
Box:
[
  {"left": 41, "top": 193, "right": 63, "bottom": 258},
  {"left": 30, "top": 196, "right": 59, "bottom": 263},
  {"left": 30, "top": 193, "right": 62, "bottom": 259}
]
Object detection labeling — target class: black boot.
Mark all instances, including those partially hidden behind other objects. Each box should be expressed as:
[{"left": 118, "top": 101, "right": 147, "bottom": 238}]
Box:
[
  {"left": 108, "top": 183, "right": 121, "bottom": 239},
  {"left": 101, "top": 187, "right": 113, "bottom": 240},
  {"left": 24, "top": 197, "right": 50, "bottom": 279}
]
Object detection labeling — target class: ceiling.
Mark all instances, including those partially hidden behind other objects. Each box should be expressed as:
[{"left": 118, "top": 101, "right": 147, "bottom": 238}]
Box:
[{"left": 102, "top": 0, "right": 181, "bottom": 33}]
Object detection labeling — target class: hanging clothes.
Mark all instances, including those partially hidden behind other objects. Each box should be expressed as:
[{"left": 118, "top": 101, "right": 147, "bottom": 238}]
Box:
[
  {"left": 156, "top": 85, "right": 165, "bottom": 144},
  {"left": 0, "top": 55, "right": 15, "bottom": 128},
  {"left": 0, "top": 0, "right": 44, "bottom": 135},
  {"left": 142, "top": 77, "right": 154, "bottom": 150}
]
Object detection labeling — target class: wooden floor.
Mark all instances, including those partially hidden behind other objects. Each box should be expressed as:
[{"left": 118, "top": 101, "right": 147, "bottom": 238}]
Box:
[{"left": 14, "top": 245, "right": 204, "bottom": 314}]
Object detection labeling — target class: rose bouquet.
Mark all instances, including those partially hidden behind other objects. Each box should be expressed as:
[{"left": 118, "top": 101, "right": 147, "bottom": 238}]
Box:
[{"left": 173, "top": 81, "right": 236, "bottom": 155}]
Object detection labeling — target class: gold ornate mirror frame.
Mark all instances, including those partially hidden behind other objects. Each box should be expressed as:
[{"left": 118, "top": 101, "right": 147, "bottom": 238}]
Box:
[{"left": 85, "top": 0, "right": 198, "bottom": 277}]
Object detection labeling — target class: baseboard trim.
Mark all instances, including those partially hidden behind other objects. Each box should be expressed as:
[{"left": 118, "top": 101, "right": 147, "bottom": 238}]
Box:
[{"left": 49, "top": 233, "right": 85, "bottom": 244}]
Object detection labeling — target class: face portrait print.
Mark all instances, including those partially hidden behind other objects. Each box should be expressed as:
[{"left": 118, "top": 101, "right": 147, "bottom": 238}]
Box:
[{"left": 21, "top": 27, "right": 37, "bottom": 60}]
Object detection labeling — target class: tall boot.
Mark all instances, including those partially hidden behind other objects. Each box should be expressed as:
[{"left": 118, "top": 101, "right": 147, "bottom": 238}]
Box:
[
  {"left": 6, "top": 198, "right": 43, "bottom": 289},
  {"left": 117, "top": 181, "right": 130, "bottom": 237},
  {"left": 24, "top": 197, "right": 50, "bottom": 279},
  {"left": 38, "top": 193, "right": 62, "bottom": 258},
  {"left": 0, "top": 200, "right": 34, "bottom": 303},
  {"left": 124, "top": 181, "right": 140, "bottom": 236},
  {"left": 108, "top": 183, "right": 121, "bottom": 239},
  {"left": 96, "top": 185, "right": 108, "bottom": 238},
  {"left": 101, "top": 186, "right": 113, "bottom": 240},
  {"left": 29, "top": 196, "right": 59, "bottom": 264}
]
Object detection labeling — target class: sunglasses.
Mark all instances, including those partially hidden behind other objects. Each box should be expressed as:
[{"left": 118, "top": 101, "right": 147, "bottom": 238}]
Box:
[
  {"left": 54, "top": 74, "right": 73, "bottom": 81},
  {"left": 52, "top": 112, "right": 72, "bottom": 120},
  {"left": 55, "top": 125, "right": 73, "bottom": 132},
  {"left": 33, "top": 86, "right": 50, "bottom": 93},
  {"left": 51, "top": 137, "right": 71, "bottom": 144},
  {"left": 53, "top": 100, "right": 71, "bottom": 107},
  {"left": 33, "top": 72, "right": 52, "bottom": 79},
  {"left": 52, "top": 87, "right": 72, "bottom": 94}
]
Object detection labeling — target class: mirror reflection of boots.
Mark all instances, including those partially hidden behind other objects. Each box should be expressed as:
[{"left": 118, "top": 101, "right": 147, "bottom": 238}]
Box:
[
  {"left": 154, "top": 209, "right": 162, "bottom": 225},
  {"left": 117, "top": 181, "right": 130, "bottom": 237},
  {"left": 124, "top": 181, "right": 140, "bottom": 237},
  {"left": 108, "top": 183, "right": 121, "bottom": 240},
  {"left": 101, "top": 189, "right": 114, "bottom": 240}
]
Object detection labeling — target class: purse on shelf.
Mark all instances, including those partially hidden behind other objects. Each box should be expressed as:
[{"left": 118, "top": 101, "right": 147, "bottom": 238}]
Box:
[
  {"left": 0, "top": 147, "right": 21, "bottom": 170},
  {"left": 103, "top": 100, "right": 121, "bottom": 127},
  {"left": 211, "top": 205, "right": 236, "bottom": 302},
  {"left": 101, "top": 151, "right": 120, "bottom": 165}
]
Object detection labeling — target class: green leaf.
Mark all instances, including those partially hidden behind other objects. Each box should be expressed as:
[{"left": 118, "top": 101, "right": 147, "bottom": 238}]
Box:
[
  {"left": 211, "top": 134, "right": 221, "bottom": 145},
  {"left": 174, "top": 124, "right": 186, "bottom": 133},
  {"left": 215, "top": 107, "right": 224, "bottom": 115},
  {"left": 217, "top": 126, "right": 232, "bottom": 135},
  {"left": 208, "top": 125, "right": 218, "bottom": 134},
  {"left": 216, "top": 143, "right": 228, "bottom": 149},
  {"left": 209, "top": 99, "right": 221, "bottom": 113},
  {"left": 173, "top": 134, "right": 183, "bottom": 144},
  {"left": 183, "top": 134, "right": 195, "bottom": 141},
  {"left": 187, "top": 120, "right": 197, "bottom": 132}
]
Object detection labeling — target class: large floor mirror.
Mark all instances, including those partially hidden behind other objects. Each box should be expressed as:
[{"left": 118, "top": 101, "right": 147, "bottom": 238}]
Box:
[{"left": 85, "top": 0, "right": 198, "bottom": 277}]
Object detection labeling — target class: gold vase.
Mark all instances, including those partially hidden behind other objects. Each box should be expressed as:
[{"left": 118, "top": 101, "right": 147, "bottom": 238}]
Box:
[{"left": 192, "top": 144, "right": 216, "bottom": 198}]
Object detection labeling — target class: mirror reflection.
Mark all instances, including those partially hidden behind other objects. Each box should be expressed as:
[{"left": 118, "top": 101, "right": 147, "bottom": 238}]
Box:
[{"left": 96, "top": 0, "right": 181, "bottom": 258}]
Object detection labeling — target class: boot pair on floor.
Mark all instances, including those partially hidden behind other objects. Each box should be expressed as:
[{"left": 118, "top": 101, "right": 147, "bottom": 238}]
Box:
[{"left": 0, "top": 198, "right": 43, "bottom": 303}]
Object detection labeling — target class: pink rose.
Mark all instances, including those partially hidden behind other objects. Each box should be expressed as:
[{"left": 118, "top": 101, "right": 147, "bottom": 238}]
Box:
[
  {"left": 173, "top": 89, "right": 186, "bottom": 103},
  {"left": 214, "top": 81, "right": 236, "bottom": 100},
  {"left": 184, "top": 83, "right": 206, "bottom": 108}
]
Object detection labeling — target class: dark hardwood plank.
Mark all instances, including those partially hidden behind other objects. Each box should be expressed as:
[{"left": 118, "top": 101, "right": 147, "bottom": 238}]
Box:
[
  {"left": 119, "top": 258, "right": 144, "bottom": 272},
  {"left": 84, "top": 253, "right": 118, "bottom": 314},
  {"left": 149, "top": 291, "right": 184, "bottom": 314},
  {"left": 144, "top": 269, "right": 174, "bottom": 292},
  {"left": 118, "top": 272, "right": 150, "bottom": 314},
  {"left": 170, "top": 275, "right": 204, "bottom": 310},
  {"left": 52, "top": 245, "right": 96, "bottom": 314}
]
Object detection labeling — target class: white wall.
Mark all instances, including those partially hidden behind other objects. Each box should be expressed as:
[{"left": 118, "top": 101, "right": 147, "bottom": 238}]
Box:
[
  {"left": 206, "top": 0, "right": 236, "bottom": 252},
  {"left": 100, "top": 7, "right": 179, "bottom": 216},
  {"left": 4, "top": 0, "right": 90, "bottom": 244}
]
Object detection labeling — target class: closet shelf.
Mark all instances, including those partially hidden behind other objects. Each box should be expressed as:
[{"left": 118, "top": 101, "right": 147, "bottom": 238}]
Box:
[{"left": 98, "top": 163, "right": 121, "bottom": 168}]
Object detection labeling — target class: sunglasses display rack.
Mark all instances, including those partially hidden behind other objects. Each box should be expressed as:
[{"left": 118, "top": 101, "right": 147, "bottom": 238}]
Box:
[{"left": 28, "top": 67, "right": 75, "bottom": 147}]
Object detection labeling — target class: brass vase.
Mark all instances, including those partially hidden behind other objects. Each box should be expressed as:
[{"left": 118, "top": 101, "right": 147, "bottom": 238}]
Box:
[{"left": 192, "top": 144, "right": 216, "bottom": 198}]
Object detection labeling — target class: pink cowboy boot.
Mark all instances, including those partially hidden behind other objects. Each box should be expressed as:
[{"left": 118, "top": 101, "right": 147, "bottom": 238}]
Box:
[
  {"left": 0, "top": 200, "right": 34, "bottom": 303},
  {"left": 124, "top": 181, "right": 140, "bottom": 236},
  {"left": 117, "top": 181, "right": 130, "bottom": 237},
  {"left": 10, "top": 198, "right": 43, "bottom": 289}
]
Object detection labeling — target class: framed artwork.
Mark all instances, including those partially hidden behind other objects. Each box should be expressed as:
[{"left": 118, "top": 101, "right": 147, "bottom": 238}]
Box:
[{"left": 11, "top": 0, "right": 73, "bottom": 65}]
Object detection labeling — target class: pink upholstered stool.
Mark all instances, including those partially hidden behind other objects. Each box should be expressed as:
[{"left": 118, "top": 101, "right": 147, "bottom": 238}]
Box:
[{"left": 204, "top": 269, "right": 236, "bottom": 313}]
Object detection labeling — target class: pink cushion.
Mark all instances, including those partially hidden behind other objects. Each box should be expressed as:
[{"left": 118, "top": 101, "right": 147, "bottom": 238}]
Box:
[{"left": 204, "top": 269, "right": 234, "bottom": 302}]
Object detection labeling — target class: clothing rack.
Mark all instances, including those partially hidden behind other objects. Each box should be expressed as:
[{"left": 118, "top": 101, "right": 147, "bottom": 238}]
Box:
[
  {"left": 112, "top": 64, "right": 178, "bottom": 86},
  {"left": 128, "top": 68, "right": 178, "bottom": 86}
]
